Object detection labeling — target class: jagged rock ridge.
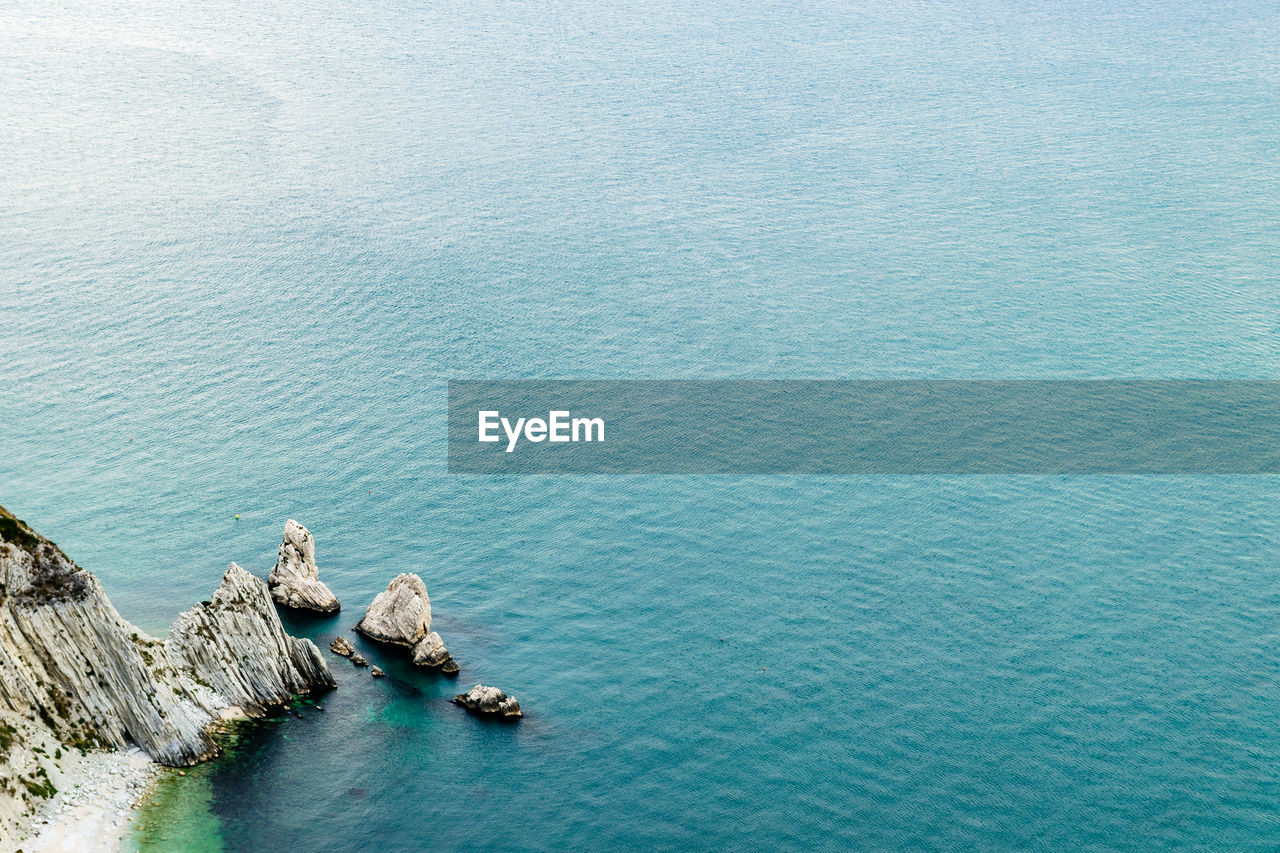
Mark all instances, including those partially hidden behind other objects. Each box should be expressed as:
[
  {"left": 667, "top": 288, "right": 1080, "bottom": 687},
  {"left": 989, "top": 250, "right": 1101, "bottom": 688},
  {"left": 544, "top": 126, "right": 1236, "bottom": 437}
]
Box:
[{"left": 169, "top": 563, "right": 335, "bottom": 713}]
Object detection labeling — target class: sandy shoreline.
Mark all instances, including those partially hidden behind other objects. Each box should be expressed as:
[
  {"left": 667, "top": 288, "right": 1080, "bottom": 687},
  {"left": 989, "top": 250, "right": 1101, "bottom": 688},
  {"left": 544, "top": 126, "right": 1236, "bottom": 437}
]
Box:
[{"left": 19, "top": 749, "right": 159, "bottom": 853}]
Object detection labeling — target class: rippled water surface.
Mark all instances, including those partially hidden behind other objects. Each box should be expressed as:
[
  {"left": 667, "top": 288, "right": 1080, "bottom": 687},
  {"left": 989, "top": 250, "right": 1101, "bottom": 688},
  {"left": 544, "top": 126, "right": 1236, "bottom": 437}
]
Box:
[{"left": 4, "top": 0, "right": 1280, "bottom": 849}]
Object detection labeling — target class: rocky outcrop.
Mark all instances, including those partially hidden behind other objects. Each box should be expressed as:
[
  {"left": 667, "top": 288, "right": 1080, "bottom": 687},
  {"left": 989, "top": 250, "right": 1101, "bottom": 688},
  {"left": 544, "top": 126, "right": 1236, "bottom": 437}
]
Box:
[
  {"left": 355, "top": 574, "right": 458, "bottom": 674},
  {"left": 168, "top": 563, "right": 336, "bottom": 714},
  {"left": 411, "top": 631, "right": 459, "bottom": 674},
  {"left": 0, "top": 505, "right": 335, "bottom": 847},
  {"left": 452, "top": 685, "right": 522, "bottom": 719},
  {"left": 370, "top": 666, "right": 385, "bottom": 678},
  {"left": 0, "top": 509, "right": 216, "bottom": 769},
  {"left": 268, "top": 520, "right": 340, "bottom": 614},
  {"left": 329, "top": 636, "right": 354, "bottom": 657},
  {"left": 354, "top": 574, "right": 430, "bottom": 645}
]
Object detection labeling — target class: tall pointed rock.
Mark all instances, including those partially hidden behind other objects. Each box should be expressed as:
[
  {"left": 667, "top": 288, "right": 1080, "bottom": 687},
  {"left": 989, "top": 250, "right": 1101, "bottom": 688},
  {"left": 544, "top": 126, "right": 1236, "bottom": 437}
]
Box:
[{"left": 268, "top": 519, "right": 340, "bottom": 614}]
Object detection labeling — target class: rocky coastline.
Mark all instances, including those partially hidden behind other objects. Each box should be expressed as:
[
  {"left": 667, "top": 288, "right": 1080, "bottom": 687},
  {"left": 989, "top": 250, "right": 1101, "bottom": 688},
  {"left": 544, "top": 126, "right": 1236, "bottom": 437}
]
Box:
[
  {"left": 0, "top": 505, "right": 335, "bottom": 848},
  {"left": 22, "top": 748, "right": 158, "bottom": 853},
  {"left": 0, "top": 505, "right": 524, "bottom": 849}
]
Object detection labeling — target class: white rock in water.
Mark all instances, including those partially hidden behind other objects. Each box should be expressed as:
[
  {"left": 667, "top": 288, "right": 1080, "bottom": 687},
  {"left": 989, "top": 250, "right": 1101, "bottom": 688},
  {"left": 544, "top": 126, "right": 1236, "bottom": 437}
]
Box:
[
  {"left": 356, "top": 574, "right": 458, "bottom": 674},
  {"left": 268, "top": 520, "right": 340, "bottom": 614},
  {"left": 452, "top": 684, "right": 522, "bottom": 719},
  {"left": 355, "top": 573, "right": 431, "bottom": 646},
  {"left": 411, "top": 631, "right": 459, "bottom": 674}
]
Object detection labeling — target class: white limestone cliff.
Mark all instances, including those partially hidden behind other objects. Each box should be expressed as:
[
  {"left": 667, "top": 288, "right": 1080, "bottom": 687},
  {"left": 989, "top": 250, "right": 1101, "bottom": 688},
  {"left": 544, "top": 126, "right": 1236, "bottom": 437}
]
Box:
[
  {"left": 168, "top": 563, "right": 335, "bottom": 713},
  {"left": 268, "top": 520, "right": 340, "bottom": 614},
  {"left": 0, "top": 505, "right": 335, "bottom": 847}
]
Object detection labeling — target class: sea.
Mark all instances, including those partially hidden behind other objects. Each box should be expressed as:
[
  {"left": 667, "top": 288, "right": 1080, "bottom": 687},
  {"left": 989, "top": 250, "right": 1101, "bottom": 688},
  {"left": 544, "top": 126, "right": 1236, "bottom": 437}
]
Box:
[{"left": 3, "top": 0, "right": 1280, "bottom": 849}]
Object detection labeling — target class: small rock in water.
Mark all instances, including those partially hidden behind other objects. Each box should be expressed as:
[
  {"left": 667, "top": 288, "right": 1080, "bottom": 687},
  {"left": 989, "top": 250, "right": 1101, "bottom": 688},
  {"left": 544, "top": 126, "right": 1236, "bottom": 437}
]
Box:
[
  {"left": 411, "top": 631, "right": 460, "bottom": 675},
  {"left": 452, "top": 684, "right": 522, "bottom": 719},
  {"left": 329, "top": 636, "right": 355, "bottom": 657},
  {"left": 370, "top": 666, "right": 386, "bottom": 678},
  {"left": 350, "top": 652, "right": 369, "bottom": 667}
]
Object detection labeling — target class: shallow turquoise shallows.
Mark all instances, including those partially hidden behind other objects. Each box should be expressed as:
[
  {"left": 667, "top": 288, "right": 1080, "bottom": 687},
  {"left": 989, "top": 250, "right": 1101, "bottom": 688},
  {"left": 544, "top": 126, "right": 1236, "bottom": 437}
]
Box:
[{"left": 4, "top": 0, "right": 1280, "bottom": 849}]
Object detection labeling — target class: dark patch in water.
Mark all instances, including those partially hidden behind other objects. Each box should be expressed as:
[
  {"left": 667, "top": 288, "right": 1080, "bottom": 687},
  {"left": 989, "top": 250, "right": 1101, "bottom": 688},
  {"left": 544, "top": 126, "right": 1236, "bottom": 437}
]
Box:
[{"left": 278, "top": 608, "right": 343, "bottom": 634}]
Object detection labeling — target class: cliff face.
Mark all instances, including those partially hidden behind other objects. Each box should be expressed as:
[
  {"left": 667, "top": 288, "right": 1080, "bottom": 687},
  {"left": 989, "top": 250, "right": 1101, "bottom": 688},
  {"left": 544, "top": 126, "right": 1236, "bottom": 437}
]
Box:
[{"left": 0, "top": 505, "right": 334, "bottom": 842}]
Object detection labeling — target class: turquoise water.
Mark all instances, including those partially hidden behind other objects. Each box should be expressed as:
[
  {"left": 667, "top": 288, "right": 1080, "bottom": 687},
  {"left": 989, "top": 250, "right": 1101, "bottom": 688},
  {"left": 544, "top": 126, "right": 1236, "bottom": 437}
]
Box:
[{"left": 5, "top": 0, "right": 1280, "bottom": 848}]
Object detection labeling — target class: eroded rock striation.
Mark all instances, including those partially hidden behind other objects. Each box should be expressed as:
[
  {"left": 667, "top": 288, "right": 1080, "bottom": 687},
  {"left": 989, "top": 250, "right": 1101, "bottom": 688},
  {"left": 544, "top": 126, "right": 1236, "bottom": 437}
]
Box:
[
  {"left": 269, "top": 520, "right": 340, "bottom": 614},
  {"left": 452, "top": 685, "right": 522, "bottom": 719},
  {"left": 354, "top": 573, "right": 431, "bottom": 645},
  {"left": 355, "top": 573, "right": 458, "bottom": 674},
  {"left": 168, "top": 563, "right": 335, "bottom": 714},
  {"left": 0, "top": 505, "right": 335, "bottom": 846}
]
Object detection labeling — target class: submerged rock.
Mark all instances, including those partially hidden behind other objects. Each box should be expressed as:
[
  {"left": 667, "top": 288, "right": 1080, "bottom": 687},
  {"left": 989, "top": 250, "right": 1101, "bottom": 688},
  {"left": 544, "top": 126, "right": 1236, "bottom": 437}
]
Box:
[
  {"left": 452, "top": 685, "right": 522, "bottom": 719},
  {"left": 355, "top": 573, "right": 458, "bottom": 674},
  {"left": 268, "top": 520, "right": 340, "bottom": 614},
  {"left": 329, "top": 636, "right": 354, "bottom": 657}
]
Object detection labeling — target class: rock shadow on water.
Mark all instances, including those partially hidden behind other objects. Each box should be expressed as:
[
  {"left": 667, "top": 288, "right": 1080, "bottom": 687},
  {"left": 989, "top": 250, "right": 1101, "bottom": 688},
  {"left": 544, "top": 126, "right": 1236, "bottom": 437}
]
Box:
[
  {"left": 167, "top": 681, "right": 485, "bottom": 849},
  {"left": 277, "top": 606, "right": 344, "bottom": 638}
]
